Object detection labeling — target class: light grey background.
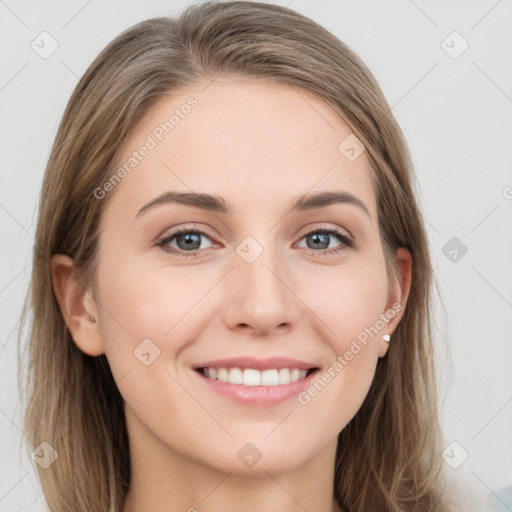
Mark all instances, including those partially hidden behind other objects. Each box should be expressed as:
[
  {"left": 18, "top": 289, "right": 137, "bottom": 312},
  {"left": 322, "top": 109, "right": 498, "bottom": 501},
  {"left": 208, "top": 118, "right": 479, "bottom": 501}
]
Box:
[{"left": 1, "top": 0, "right": 511, "bottom": 510}]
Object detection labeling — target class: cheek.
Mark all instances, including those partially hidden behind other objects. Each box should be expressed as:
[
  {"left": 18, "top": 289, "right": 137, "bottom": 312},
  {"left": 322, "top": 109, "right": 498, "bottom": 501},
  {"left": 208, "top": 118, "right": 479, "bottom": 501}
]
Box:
[
  {"left": 93, "top": 251, "right": 220, "bottom": 388},
  {"left": 93, "top": 255, "right": 205, "bottom": 427},
  {"left": 95, "top": 254, "right": 206, "bottom": 342},
  {"left": 300, "top": 261, "right": 388, "bottom": 350},
  {"left": 293, "top": 265, "right": 388, "bottom": 434}
]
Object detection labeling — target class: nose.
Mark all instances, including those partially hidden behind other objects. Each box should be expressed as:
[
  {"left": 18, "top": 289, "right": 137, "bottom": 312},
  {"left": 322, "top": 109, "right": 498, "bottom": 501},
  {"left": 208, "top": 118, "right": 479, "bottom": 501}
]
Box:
[{"left": 222, "top": 244, "right": 300, "bottom": 337}]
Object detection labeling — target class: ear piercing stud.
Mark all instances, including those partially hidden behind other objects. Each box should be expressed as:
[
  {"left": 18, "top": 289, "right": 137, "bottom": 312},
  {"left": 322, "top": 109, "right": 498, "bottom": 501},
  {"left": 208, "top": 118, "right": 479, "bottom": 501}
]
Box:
[{"left": 383, "top": 334, "right": 391, "bottom": 343}]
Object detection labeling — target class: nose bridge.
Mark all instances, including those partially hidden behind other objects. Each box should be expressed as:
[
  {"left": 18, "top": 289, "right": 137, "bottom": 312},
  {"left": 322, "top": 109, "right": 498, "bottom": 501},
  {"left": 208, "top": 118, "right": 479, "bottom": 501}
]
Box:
[
  {"left": 224, "top": 232, "right": 299, "bottom": 334},
  {"left": 256, "top": 252, "right": 286, "bottom": 290},
  {"left": 238, "top": 235, "right": 289, "bottom": 303}
]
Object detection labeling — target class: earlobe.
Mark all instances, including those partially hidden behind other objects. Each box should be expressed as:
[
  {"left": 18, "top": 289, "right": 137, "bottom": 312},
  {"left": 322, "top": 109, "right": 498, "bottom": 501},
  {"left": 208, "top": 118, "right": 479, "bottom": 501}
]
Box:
[
  {"left": 50, "top": 254, "right": 105, "bottom": 356},
  {"left": 378, "top": 247, "right": 413, "bottom": 358}
]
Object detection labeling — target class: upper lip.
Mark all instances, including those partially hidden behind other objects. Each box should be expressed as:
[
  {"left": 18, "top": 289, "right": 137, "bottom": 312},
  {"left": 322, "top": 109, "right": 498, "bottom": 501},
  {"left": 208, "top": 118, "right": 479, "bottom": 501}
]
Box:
[{"left": 192, "top": 356, "right": 319, "bottom": 371}]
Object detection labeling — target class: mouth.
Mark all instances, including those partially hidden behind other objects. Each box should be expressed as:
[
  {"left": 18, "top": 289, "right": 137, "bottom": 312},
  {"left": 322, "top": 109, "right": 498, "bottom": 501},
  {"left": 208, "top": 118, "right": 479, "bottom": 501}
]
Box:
[
  {"left": 194, "top": 366, "right": 318, "bottom": 386},
  {"left": 191, "top": 357, "right": 321, "bottom": 406}
]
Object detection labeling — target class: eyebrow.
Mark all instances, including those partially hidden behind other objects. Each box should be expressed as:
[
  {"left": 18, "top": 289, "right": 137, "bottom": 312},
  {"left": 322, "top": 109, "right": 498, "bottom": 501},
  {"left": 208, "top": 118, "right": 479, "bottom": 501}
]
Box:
[{"left": 135, "top": 190, "right": 371, "bottom": 219}]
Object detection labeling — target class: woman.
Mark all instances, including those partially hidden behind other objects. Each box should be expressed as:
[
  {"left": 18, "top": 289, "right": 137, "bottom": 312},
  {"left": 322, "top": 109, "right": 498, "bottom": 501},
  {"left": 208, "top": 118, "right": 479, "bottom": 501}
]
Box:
[{"left": 21, "top": 1, "right": 452, "bottom": 510}]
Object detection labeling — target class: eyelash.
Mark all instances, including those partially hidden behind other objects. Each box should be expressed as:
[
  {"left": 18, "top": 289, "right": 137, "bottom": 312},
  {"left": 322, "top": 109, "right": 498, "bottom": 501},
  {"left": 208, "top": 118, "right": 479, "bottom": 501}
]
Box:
[{"left": 156, "top": 225, "right": 354, "bottom": 259}]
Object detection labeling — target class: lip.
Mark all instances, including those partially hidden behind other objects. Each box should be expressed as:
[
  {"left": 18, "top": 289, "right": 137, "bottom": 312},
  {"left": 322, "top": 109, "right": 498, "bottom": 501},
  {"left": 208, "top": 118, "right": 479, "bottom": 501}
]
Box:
[
  {"left": 191, "top": 357, "right": 320, "bottom": 406},
  {"left": 192, "top": 356, "right": 318, "bottom": 371}
]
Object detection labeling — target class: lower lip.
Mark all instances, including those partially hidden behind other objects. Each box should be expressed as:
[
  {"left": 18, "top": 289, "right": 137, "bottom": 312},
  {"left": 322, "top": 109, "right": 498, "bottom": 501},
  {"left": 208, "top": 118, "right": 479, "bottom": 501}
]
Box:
[{"left": 193, "top": 369, "right": 320, "bottom": 406}]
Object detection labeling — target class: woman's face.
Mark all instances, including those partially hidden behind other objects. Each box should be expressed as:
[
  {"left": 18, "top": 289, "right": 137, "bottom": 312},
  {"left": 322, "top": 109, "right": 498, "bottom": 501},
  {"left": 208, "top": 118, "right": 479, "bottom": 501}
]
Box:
[{"left": 75, "top": 77, "right": 409, "bottom": 475}]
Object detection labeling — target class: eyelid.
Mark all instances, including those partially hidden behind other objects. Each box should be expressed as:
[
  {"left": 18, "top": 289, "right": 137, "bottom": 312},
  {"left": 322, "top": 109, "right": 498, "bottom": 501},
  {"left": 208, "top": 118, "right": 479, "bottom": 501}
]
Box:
[
  {"left": 155, "top": 224, "right": 219, "bottom": 251},
  {"left": 296, "top": 222, "right": 353, "bottom": 241},
  {"left": 154, "top": 223, "right": 217, "bottom": 243},
  {"left": 157, "top": 222, "right": 352, "bottom": 241},
  {"left": 295, "top": 224, "right": 355, "bottom": 252},
  {"left": 155, "top": 222, "right": 355, "bottom": 256}
]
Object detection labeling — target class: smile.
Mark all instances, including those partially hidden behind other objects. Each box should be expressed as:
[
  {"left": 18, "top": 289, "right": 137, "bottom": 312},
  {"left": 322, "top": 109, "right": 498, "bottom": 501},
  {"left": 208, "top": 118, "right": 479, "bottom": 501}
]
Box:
[
  {"left": 192, "top": 357, "right": 321, "bottom": 406},
  {"left": 197, "top": 367, "right": 316, "bottom": 386}
]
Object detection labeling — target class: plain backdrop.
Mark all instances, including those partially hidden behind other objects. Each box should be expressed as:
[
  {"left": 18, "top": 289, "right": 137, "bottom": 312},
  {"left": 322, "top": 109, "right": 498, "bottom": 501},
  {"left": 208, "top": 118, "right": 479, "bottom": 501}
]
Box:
[{"left": 1, "top": 0, "right": 511, "bottom": 510}]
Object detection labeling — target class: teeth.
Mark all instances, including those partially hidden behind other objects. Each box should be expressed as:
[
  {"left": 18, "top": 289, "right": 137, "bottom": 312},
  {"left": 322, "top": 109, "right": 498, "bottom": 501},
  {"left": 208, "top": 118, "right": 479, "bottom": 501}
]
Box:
[
  {"left": 201, "top": 367, "right": 309, "bottom": 386},
  {"left": 261, "top": 369, "right": 278, "bottom": 386},
  {"left": 229, "top": 367, "right": 243, "bottom": 384},
  {"left": 279, "top": 368, "right": 291, "bottom": 384},
  {"left": 243, "top": 368, "right": 260, "bottom": 386},
  {"left": 290, "top": 368, "right": 300, "bottom": 382}
]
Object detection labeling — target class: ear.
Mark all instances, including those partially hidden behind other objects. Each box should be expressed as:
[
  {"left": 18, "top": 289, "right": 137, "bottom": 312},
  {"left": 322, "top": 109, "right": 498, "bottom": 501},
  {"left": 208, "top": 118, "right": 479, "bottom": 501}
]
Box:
[
  {"left": 50, "top": 254, "right": 105, "bottom": 356},
  {"left": 378, "top": 247, "right": 412, "bottom": 358}
]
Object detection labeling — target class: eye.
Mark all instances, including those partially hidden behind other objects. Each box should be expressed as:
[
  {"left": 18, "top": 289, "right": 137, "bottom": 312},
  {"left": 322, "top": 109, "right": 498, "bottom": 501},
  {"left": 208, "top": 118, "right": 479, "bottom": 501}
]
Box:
[
  {"left": 296, "top": 226, "right": 354, "bottom": 256},
  {"left": 156, "top": 224, "right": 354, "bottom": 258},
  {"left": 156, "top": 227, "right": 215, "bottom": 257}
]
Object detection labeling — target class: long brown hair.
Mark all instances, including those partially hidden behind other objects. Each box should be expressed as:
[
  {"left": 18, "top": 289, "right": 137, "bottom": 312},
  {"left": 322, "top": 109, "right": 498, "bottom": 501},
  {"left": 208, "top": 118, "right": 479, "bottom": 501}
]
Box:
[{"left": 19, "top": 1, "right": 450, "bottom": 510}]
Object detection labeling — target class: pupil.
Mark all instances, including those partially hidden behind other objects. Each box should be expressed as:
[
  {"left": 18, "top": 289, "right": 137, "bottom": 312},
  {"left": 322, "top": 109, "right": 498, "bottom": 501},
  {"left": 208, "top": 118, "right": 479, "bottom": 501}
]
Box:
[
  {"left": 179, "top": 233, "right": 200, "bottom": 250},
  {"left": 310, "top": 233, "right": 328, "bottom": 250}
]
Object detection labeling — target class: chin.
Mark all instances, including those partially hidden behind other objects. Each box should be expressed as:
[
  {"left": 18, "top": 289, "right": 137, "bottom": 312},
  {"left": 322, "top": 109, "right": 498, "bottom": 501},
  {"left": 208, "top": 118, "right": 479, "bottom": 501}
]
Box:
[{"left": 195, "top": 438, "right": 321, "bottom": 476}]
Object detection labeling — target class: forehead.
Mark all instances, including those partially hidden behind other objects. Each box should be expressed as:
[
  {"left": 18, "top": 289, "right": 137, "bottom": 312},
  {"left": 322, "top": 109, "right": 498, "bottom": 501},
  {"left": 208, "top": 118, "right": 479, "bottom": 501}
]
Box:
[{"left": 105, "top": 77, "right": 377, "bottom": 221}]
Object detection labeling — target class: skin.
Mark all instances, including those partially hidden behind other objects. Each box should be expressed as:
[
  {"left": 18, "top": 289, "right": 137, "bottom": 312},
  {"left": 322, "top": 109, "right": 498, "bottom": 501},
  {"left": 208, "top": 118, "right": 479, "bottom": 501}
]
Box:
[{"left": 51, "top": 76, "right": 412, "bottom": 512}]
